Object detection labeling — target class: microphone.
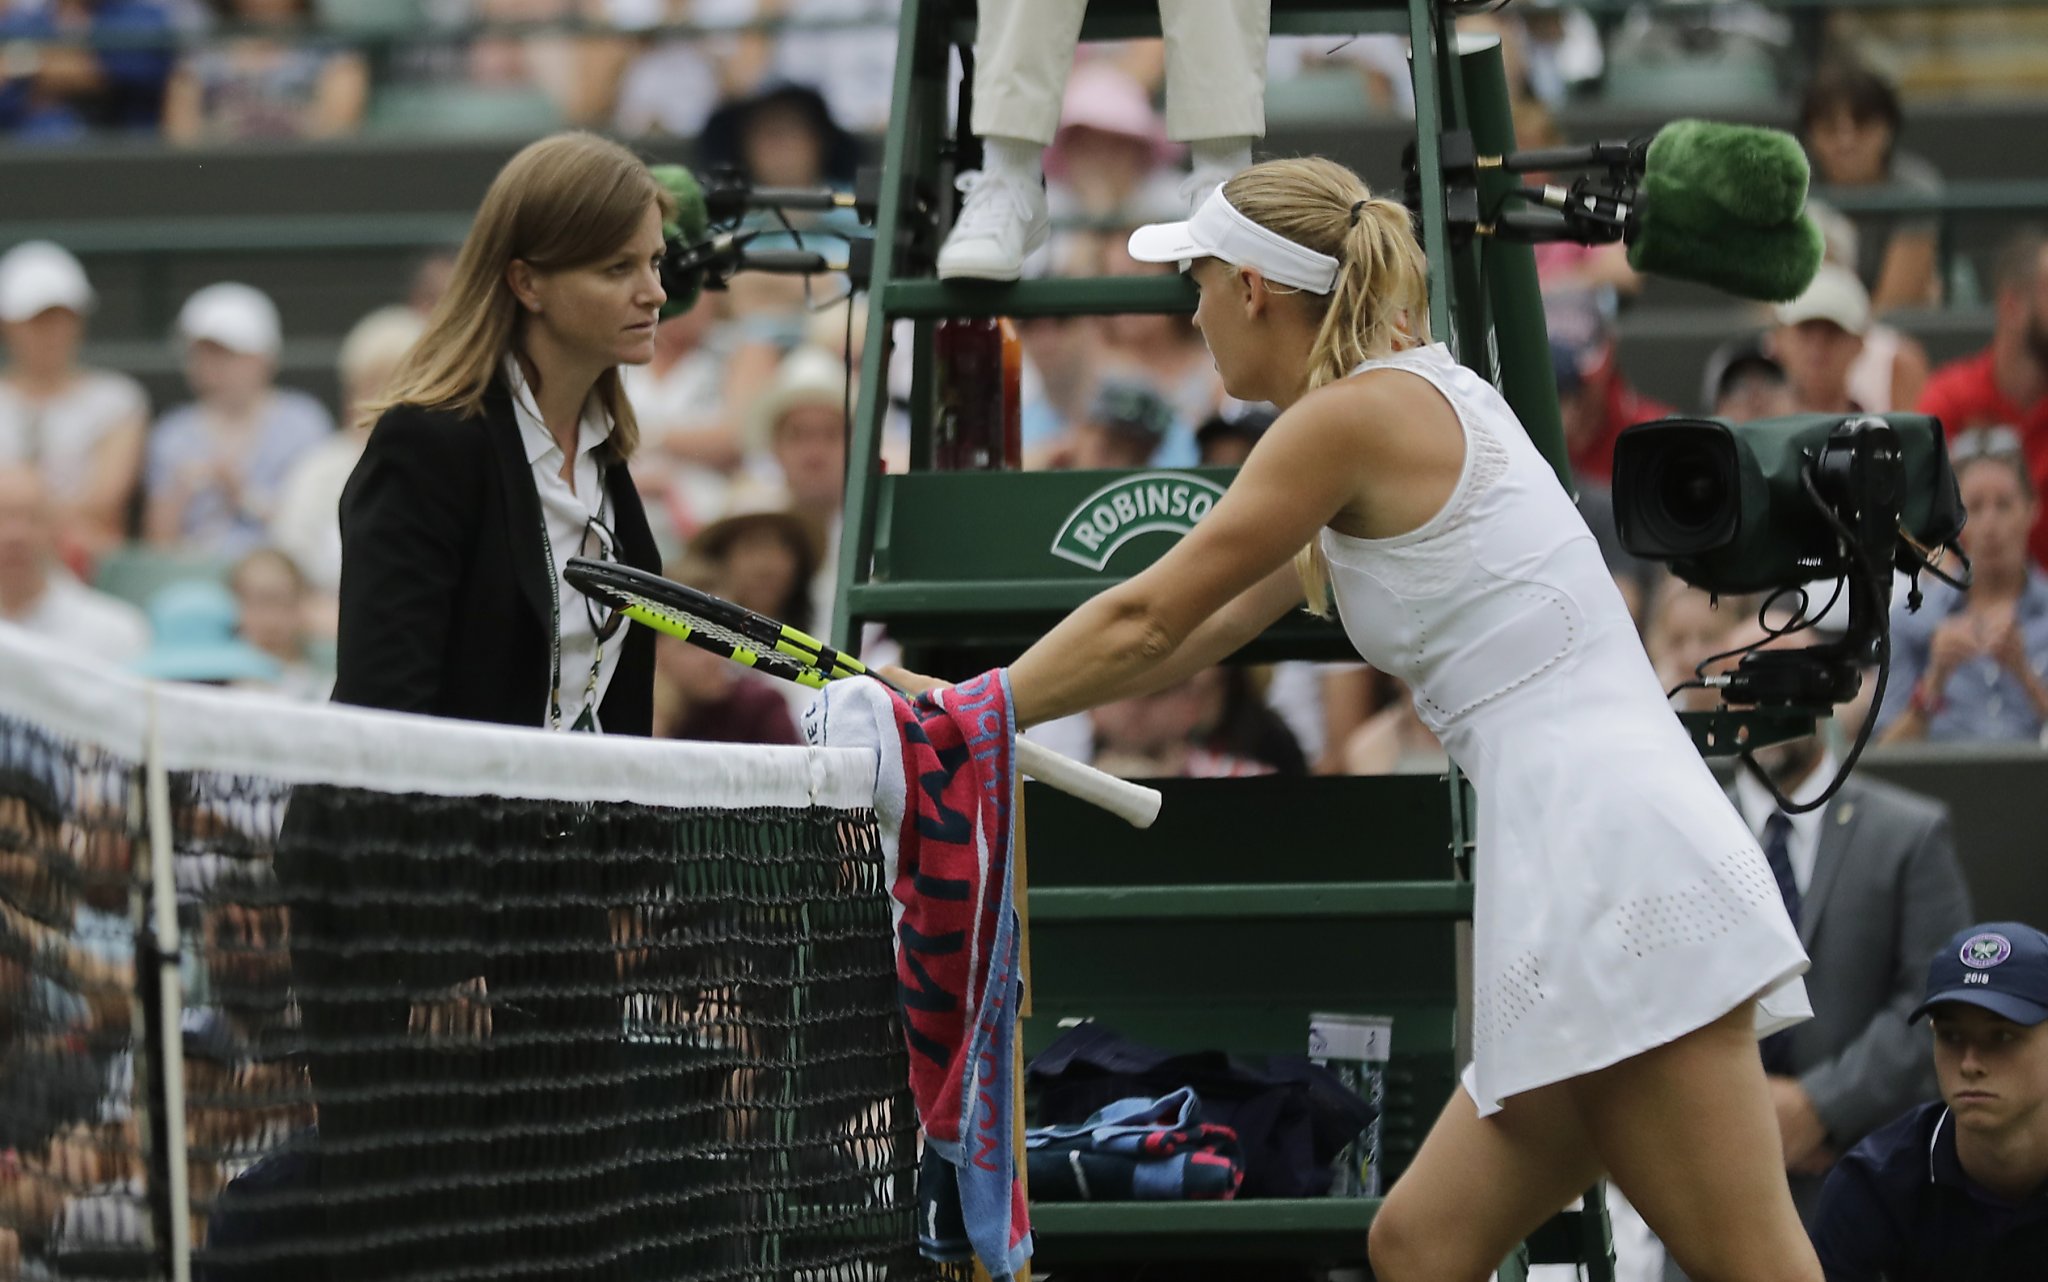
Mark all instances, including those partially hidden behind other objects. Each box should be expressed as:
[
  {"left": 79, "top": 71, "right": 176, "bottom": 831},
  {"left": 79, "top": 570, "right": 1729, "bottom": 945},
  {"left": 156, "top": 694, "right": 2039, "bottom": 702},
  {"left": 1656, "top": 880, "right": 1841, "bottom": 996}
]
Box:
[
  {"left": 651, "top": 164, "right": 865, "bottom": 314},
  {"left": 651, "top": 164, "right": 710, "bottom": 317},
  {"left": 1639, "top": 119, "right": 1809, "bottom": 229},
  {"left": 700, "top": 171, "right": 866, "bottom": 224},
  {"left": 1493, "top": 137, "right": 1650, "bottom": 177},
  {"left": 1627, "top": 122, "right": 1822, "bottom": 302},
  {"left": 1481, "top": 119, "right": 1823, "bottom": 302},
  {"left": 1626, "top": 179, "right": 1825, "bottom": 303},
  {"left": 1491, "top": 119, "right": 1808, "bottom": 229}
]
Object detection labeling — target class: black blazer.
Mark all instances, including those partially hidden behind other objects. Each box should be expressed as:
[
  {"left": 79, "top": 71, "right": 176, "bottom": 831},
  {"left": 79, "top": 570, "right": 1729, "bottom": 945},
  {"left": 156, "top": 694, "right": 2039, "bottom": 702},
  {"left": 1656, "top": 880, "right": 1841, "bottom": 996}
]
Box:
[{"left": 332, "top": 379, "right": 660, "bottom": 733}]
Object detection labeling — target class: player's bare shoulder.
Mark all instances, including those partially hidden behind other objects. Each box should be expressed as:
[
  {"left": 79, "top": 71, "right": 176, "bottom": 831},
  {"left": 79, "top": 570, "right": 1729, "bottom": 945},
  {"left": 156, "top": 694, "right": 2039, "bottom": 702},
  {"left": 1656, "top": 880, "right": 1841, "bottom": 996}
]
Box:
[
  {"left": 1275, "top": 364, "right": 1465, "bottom": 538},
  {"left": 1279, "top": 366, "right": 1462, "bottom": 471}
]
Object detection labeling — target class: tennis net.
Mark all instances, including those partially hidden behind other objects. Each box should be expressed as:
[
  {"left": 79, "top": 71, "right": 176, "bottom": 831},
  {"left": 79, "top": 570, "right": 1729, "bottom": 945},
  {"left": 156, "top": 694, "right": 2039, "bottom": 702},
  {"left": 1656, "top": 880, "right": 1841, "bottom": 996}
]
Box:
[{"left": 0, "top": 626, "right": 949, "bottom": 1282}]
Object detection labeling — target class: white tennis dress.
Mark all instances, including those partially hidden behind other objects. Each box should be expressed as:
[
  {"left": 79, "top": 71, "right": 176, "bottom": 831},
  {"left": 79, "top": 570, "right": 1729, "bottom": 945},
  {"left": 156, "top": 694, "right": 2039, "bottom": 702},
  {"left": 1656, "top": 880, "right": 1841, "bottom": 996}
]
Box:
[{"left": 1319, "top": 344, "right": 1812, "bottom": 1116}]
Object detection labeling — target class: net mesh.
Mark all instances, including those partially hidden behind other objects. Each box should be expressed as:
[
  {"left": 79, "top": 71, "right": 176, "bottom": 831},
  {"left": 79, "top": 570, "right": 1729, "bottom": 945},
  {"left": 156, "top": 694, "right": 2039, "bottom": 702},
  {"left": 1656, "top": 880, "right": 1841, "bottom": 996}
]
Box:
[
  {"left": 0, "top": 711, "right": 151, "bottom": 1279},
  {"left": 0, "top": 629, "right": 952, "bottom": 1282}
]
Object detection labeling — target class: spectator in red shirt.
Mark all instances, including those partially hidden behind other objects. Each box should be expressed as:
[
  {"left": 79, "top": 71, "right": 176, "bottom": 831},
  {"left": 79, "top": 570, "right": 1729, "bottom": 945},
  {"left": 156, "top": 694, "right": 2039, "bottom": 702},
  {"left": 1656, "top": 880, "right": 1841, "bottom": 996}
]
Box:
[
  {"left": 1917, "top": 228, "right": 2048, "bottom": 569},
  {"left": 1546, "top": 289, "right": 1674, "bottom": 485}
]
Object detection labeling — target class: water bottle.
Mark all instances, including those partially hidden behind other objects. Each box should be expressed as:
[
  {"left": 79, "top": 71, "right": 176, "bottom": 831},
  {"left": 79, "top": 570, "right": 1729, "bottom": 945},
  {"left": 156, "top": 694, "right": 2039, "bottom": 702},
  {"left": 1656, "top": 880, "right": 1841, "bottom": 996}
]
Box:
[{"left": 934, "top": 316, "right": 1021, "bottom": 470}]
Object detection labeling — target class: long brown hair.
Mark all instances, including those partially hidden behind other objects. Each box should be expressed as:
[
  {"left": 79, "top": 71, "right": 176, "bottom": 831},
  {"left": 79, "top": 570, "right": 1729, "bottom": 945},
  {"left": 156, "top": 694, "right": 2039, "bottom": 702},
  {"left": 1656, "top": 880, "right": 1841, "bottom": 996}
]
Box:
[
  {"left": 358, "top": 131, "right": 676, "bottom": 462},
  {"left": 1220, "top": 157, "right": 1432, "bottom": 615}
]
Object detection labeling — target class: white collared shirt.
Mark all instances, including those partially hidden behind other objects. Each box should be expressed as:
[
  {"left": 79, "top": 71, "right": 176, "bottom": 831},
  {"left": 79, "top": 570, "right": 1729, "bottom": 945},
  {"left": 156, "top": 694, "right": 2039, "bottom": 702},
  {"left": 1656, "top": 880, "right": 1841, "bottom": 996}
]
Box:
[
  {"left": 504, "top": 356, "right": 621, "bottom": 732},
  {"left": 1731, "top": 749, "right": 1840, "bottom": 896}
]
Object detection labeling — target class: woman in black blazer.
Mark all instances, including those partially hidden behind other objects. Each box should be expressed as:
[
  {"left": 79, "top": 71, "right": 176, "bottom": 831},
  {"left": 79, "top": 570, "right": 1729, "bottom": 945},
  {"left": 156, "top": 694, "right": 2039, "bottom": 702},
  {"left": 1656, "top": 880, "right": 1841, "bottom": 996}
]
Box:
[
  {"left": 284, "top": 132, "right": 679, "bottom": 1282},
  {"left": 334, "top": 134, "right": 671, "bottom": 731}
]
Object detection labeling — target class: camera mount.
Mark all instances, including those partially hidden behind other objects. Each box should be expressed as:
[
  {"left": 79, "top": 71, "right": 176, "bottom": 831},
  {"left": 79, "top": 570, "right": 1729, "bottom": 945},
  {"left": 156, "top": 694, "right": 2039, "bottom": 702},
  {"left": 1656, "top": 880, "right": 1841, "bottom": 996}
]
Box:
[{"left": 1615, "top": 413, "right": 1966, "bottom": 810}]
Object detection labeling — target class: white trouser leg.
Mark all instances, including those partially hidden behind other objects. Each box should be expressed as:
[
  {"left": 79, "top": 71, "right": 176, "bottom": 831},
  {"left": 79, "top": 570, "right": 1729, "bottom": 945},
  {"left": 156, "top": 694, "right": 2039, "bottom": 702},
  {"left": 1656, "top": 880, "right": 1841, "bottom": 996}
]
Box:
[
  {"left": 1160, "top": 0, "right": 1270, "bottom": 141},
  {"left": 968, "top": 0, "right": 1090, "bottom": 145}
]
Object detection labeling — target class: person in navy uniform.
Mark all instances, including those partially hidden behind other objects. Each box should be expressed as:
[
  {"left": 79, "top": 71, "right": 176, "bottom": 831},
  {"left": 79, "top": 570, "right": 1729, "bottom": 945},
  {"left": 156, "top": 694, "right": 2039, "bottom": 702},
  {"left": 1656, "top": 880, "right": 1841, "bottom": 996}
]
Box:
[{"left": 1810, "top": 921, "right": 2048, "bottom": 1279}]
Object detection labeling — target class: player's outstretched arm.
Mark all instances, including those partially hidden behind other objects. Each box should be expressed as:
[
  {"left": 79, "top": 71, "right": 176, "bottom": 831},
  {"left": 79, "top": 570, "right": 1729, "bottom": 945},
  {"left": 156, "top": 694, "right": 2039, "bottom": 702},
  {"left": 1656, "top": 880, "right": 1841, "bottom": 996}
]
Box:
[{"left": 1007, "top": 383, "right": 1382, "bottom": 727}]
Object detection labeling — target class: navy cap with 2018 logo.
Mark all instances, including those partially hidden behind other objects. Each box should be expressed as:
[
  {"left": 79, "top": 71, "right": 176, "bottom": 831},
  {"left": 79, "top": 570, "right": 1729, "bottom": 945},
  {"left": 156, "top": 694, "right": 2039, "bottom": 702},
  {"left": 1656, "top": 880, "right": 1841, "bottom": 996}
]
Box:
[{"left": 1908, "top": 921, "right": 2048, "bottom": 1026}]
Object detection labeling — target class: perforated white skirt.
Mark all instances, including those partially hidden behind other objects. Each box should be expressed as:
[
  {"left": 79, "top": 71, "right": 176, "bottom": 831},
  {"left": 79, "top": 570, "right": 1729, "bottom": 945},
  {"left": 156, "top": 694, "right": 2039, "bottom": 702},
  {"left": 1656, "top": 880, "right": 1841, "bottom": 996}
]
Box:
[{"left": 1445, "top": 663, "right": 1811, "bottom": 1117}]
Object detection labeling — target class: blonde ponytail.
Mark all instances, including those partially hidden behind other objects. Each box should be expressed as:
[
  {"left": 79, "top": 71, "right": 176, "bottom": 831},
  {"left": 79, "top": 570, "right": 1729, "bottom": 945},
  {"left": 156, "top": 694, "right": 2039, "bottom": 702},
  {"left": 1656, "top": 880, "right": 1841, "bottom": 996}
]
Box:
[{"left": 1221, "top": 158, "right": 1433, "bottom": 616}]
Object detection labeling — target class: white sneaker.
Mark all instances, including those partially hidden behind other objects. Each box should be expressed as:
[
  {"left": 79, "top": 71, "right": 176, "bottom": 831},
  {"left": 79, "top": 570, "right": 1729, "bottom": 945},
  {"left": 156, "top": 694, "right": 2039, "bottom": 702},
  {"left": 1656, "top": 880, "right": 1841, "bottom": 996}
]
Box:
[{"left": 936, "top": 170, "right": 1050, "bottom": 282}]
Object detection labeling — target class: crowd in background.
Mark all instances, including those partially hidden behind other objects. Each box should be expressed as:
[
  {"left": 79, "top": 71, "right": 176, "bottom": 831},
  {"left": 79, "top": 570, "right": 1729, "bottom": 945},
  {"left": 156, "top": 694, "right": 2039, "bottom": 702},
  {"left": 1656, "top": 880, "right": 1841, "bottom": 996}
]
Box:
[
  {"left": 0, "top": 0, "right": 2044, "bottom": 143},
  {"left": 0, "top": 8, "right": 2043, "bottom": 1280},
  {"left": 0, "top": 4, "right": 2043, "bottom": 788}
]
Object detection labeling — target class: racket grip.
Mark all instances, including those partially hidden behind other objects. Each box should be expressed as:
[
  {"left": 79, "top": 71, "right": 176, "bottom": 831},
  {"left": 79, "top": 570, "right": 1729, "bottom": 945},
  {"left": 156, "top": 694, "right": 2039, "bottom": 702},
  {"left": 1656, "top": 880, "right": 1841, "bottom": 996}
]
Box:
[{"left": 1015, "top": 739, "right": 1162, "bottom": 829}]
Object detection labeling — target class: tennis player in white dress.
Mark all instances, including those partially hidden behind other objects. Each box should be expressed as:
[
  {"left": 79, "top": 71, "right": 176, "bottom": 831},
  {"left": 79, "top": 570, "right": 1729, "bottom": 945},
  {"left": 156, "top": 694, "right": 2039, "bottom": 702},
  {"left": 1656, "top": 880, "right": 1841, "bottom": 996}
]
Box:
[{"left": 887, "top": 157, "right": 1821, "bottom": 1282}]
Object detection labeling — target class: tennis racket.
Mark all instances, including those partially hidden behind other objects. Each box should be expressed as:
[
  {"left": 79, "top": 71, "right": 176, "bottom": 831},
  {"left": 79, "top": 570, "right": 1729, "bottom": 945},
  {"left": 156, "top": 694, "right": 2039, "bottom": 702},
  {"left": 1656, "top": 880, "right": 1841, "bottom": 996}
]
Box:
[{"left": 566, "top": 558, "right": 1162, "bottom": 829}]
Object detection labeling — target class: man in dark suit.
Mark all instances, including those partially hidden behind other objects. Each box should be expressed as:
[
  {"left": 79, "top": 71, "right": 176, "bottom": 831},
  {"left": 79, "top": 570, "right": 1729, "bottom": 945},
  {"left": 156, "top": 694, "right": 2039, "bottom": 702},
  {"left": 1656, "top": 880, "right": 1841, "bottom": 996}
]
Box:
[
  {"left": 1729, "top": 728, "right": 1974, "bottom": 1214},
  {"left": 1643, "top": 723, "right": 1972, "bottom": 1280}
]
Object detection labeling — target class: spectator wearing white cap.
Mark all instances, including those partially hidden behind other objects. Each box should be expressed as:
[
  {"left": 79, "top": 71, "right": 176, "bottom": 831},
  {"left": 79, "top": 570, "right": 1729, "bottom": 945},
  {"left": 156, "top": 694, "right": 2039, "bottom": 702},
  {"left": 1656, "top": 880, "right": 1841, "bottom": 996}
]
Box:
[
  {"left": 1773, "top": 261, "right": 1929, "bottom": 418},
  {"left": 743, "top": 345, "right": 848, "bottom": 622},
  {"left": 144, "top": 282, "right": 333, "bottom": 561},
  {"left": 1773, "top": 262, "right": 1873, "bottom": 416},
  {"left": 0, "top": 240, "right": 149, "bottom": 571}
]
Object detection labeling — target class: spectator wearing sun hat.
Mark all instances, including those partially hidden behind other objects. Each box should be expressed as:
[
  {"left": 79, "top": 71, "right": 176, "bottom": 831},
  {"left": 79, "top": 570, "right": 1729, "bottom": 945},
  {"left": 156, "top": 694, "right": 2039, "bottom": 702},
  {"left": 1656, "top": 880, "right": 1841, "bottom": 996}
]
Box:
[
  {"left": 144, "top": 283, "right": 333, "bottom": 561},
  {"left": 0, "top": 240, "right": 150, "bottom": 570},
  {"left": 1044, "top": 62, "right": 1186, "bottom": 253},
  {"left": 688, "top": 499, "right": 821, "bottom": 635},
  {"left": 735, "top": 343, "right": 847, "bottom": 603},
  {"left": 131, "top": 578, "right": 281, "bottom": 687},
  {"left": 699, "top": 80, "right": 865, "bottom": 272}
]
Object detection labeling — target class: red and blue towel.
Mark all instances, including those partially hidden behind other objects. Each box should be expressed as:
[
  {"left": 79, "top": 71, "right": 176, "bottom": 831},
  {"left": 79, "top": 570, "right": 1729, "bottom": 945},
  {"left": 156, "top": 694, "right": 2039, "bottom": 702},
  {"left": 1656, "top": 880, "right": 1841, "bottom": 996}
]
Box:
[{"left": 804, "top": 671, "right": 1033, "bottom": 1279}]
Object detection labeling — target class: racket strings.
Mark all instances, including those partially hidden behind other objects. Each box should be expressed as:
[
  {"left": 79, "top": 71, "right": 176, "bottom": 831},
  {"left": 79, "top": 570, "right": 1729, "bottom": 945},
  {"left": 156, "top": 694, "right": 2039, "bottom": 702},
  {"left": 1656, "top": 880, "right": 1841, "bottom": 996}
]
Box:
[
  {"left": 622, "top": 594, "right": 763, "bottom": 659},
  {"left": 617, "top": 593, "right": 836, "bottom": 690}
]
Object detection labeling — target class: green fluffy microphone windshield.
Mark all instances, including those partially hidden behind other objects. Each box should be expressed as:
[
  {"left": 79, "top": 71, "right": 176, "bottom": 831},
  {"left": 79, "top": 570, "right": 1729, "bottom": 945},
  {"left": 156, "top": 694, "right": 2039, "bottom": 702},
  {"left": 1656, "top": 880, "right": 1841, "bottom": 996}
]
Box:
[
  {"left": 1625, "top": 121, "right": 1824, "bottom": 303},
  {"left": 1627, "top": 188, "right": 1826, "bottom": 303},
  {"left": 651, "top": 163, "right": 710, "bottom": 317},
  {"left": 1643, "top": 120, "right": 1810, "bottom": 228}
]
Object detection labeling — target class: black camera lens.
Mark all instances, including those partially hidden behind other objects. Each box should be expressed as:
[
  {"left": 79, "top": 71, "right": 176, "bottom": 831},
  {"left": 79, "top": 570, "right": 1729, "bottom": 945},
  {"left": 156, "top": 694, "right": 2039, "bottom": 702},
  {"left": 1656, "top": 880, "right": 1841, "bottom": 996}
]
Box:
[
  {"left": 1613, "top": 419, "right": 1740, "bottom": 559},
  {"left": 1657, "top": 444, "right": 1729, "bottom": 533}
]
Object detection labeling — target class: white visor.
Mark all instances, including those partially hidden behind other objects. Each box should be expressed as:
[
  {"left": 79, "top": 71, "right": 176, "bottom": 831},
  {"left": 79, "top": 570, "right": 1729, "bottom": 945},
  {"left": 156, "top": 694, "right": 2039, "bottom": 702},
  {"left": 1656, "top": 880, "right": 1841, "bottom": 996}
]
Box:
[{"left": 1127, "top": 188, "right": 1340, "bottom": 295}]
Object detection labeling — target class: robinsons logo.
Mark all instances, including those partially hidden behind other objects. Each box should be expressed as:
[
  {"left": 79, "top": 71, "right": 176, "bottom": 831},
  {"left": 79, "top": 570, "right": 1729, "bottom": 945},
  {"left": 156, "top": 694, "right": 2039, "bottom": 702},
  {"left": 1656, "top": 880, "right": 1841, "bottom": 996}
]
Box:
[{"left": 1051, "top": 472, "right": 1227, "bottom": 572}]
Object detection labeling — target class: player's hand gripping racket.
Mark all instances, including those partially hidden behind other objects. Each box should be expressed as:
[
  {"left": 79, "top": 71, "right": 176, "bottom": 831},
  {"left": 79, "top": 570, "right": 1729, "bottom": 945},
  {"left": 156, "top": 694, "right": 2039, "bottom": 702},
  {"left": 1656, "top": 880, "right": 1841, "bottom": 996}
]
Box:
[{"left": 565, "top": 558, "right": 1162, "bottom": 828}]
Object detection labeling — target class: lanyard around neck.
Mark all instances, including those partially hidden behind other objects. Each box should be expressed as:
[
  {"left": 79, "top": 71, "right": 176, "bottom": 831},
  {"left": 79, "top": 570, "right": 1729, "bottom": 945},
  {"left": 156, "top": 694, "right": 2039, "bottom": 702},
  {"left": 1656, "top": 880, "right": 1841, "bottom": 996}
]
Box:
[{"left": 536, "top": 471, "right": 611, "bottom": 733}]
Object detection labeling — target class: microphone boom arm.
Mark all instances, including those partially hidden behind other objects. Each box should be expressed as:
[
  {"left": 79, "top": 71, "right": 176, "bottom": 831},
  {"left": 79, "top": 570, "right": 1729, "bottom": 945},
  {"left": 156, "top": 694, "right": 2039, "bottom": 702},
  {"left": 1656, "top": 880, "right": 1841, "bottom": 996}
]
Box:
[
  {"left": 663, "top": 229, "right": 851, "bottom": 294},
  {"left": 699, "top": 169, "right": 878, "bottom": 225},
  {"left": 1481, "top": 136, "right": 1652, "bottom": 177}
]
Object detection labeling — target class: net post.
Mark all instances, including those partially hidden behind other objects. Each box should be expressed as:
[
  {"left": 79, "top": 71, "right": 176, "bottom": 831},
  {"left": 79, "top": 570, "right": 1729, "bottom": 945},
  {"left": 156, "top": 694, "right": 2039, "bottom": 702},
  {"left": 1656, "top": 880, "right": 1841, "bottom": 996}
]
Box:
[{"left": 140, "top": 687, "right": 193, "bottom": 1282}]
